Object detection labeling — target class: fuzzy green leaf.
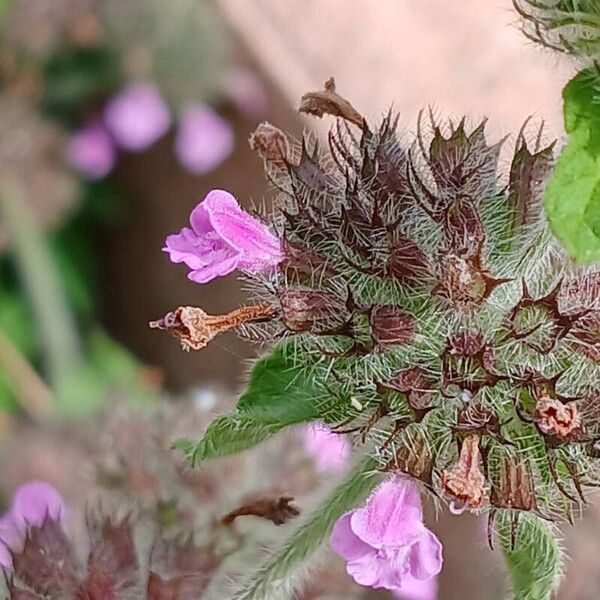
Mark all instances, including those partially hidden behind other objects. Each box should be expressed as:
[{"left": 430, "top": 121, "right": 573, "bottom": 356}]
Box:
[
  {"left": 173, "top": 414, "right": 283, "bottom": 467},
  {"left": 545, "top": 69, "right": 600, "bottom": 263},
  {"left": 236, "top": 346, "right": 322, "bottom": 425},
  {"left": 232, "top": 456, "right": 380, "bottom": 600},
  {"left": 496, "top": 512, "right": 563, "bottom": 600}
]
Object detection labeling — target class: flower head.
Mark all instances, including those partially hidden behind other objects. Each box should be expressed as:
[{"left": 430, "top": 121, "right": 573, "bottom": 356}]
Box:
[
  {"left": 0, "top": 481, "right": 66, "bottom": 570},
  {"left": 301, "top": 423, "right": 350, "bottom": 472},
  {"left": 331, "top": 478, "right": 442, "bottom": 591},
  {"left": 163, "top": 189, "right": 283, "bottom": 284},
  {"left": 66, "top": 120, "right": 116, "bottom": 179},
  {"left": 104, "top": 82, "right": 170, "bottom": 151},
  {"left": 175, "top": 105, "right": 234, "bottom": 175}
]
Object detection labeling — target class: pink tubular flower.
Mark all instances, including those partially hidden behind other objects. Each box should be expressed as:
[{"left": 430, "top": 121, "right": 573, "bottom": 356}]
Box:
[
  {"left": 331, "top": 478, "right": 442, "bottom": 592},
  {"left": 175, "top": 105, "right": 234, "bottom": 175},
  {"left": 301, "top": 422, "right": 350, "bottom": 472},
  {"left": 66, "top": 120, "right": 116, "bottom": 179},
  {"left": 0, "top": 481, "right": 66, "bottom": 570},
  {"left": 103, "top": 82, "right": 170, "bottom": 151},
  {"left": 163, "top": 189, "right": 283, "bottom": 284}
]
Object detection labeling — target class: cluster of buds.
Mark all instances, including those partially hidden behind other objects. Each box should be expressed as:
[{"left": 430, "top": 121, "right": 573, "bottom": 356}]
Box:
[{"left": 154, "top": 79, "right": 600, "bottom": 542}]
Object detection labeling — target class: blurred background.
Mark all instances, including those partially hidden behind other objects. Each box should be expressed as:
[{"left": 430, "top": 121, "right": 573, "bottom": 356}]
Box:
[{"left": 0, "top": 1, "right": 594, "bottom": 598}]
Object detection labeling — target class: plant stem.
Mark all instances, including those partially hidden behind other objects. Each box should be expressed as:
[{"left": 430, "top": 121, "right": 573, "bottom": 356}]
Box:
[{"left": 0, "top": 177, "right": 81, "bottom": 396}]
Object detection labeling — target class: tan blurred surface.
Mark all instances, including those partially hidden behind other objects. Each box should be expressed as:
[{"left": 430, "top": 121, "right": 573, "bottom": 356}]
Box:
[{"left": 219, "top": 0, "right": 574, "bottom": 141}]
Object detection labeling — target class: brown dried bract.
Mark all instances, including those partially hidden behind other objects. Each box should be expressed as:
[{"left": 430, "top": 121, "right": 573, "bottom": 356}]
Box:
[
  {"left": 299, "top": 77, "right": 365, "bottom": 128},
  {"left": 249, "top": 122, "right": 291, "bottom": 167},
  {"left": 384, "top": 428, "right": 434, "bottom": 486},
  {"left": 369, "top": 305, "right": 416, "bottom": 350},
  {"left": 149, "top": 304, "right": 276, "bottom": 351},
  {"left": 490, "top": 454, "right": 537, "bottom": 512},
  {"left": 221, "top": 495, "right": 300, "bottom": 526},
  {"left": 441, "top": 434, "right": 486, "bottom": 511}
]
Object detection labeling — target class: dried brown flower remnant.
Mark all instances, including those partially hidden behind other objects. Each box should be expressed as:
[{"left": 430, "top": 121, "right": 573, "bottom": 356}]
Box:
[
  {"left": 441, "top": 434, "right": 486, "bottom": 511},
  {"left": 534, "top": 394, "right": 582, "bottom": 439},
  {"left": 221, "top": 495, "right": 300, "bottom": 526},
  {"left": 249, "top": 122, "right": 291, "bottom": 167},
  {"left": 149, "top": 304, "right": 276, "bottom": 351},
  {"left": 299, "top": 78, "right": 364, "bottom": 128}
]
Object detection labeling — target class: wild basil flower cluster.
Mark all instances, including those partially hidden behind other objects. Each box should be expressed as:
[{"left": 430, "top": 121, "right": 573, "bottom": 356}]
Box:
[{"left": 157, "top": 80, "right": 600, "bottom": 592}]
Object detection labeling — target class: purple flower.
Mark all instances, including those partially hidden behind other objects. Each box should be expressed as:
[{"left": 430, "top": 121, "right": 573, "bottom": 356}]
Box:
[
  {"left": 104, "top": 82, "right": 170, "bottom": 151},
  {"left": 331, "top": 478, "right": 442, "bottom": 592},
  {"left": 392, "top": 575, "right": 438, "bottom": 600},
  {"left": 224, "top": 67, "right": 269, "bottom": 119},
  {"left": 164, "top": 189, "right": 283, "bottom": 284},
  {"left": 174, "top": 105, "right": 234, "bottom": 175},
  {"left": 66, "top": 120, "right": 116, "bottom": 179},
  {"left": 0, "top": 481, "right": 66, "bottom": 570},
  {"left": 301, "top": 423, "right": 350, "bottom": 472}
]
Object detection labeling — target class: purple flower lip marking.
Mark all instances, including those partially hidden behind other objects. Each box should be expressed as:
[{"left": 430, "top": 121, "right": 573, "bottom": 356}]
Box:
[
  {"left": 163, "top": 189, "right": 283, "bottom": 284},
  {"left": 0, "top": 481, "right": 66, "bottom": 570},
  {"left": 103, "top": 82, "right": 170, "bottom": 152},
  {"left": 331, "top": 478, "right": 442, "bottom": 591},
  {"left": 66, "top": 120, "right": 116, "bottom": 179},
  {"left": 175, "top": 105, "right": 234, "bottom": 175},
  {"left": 301, "top": 422, "right": 350, "bottom": 472}
]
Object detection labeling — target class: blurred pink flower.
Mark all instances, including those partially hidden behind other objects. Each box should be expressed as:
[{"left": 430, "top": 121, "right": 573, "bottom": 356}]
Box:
[
  {"left": 224, "top": 67, "right": 269, "bottom": 119},
  {"left": 66, "top": 120, "right": 116, "bottom": 179},
  {"left": 164, "top": 189, "right": 283, "bottom": 284},
  {"left": 104, "top": 82, "right": 170, "bottom": 151},
  {"left": 0, "top": 481, "right": 66, "bottom": 570},
  {"left": 301, "top": 423, "right": 350, "bottom": 472},
  {"left": 331, "top": 478, "right": 442, "bottom": 592},
  {"left": 392, "top": 574, "right": 438, "bottom": 600},
  {"left": 175, "top": 105, "right": 234, "bottom": 175}
]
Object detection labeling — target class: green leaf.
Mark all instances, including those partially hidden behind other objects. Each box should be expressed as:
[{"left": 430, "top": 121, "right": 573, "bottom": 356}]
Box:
[
  {"left": 545, "top": 69, "right": 600, "bottom": 263},
  {"left": 232, "top": 456, "right": 381, "bottom": 600},
  {"left": 496, "top": 512, "right": 563, "bottom": 600},
  {"left": 173, "top": 414, "right": 283, "bottom": 467},
  {"left": 236, "top": 346, "right": 323, "bottom": 425}
]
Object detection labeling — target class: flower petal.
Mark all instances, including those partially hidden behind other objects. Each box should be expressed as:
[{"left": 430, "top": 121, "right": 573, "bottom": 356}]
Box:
[
  {"left": 202, "top": 190, "right": 282, "bottom": 270},
  {"left": 187, "top": 254, "right": 240, "bottom": 283},
  {"left": 10, "top": 481, "right": 65, "bottom": 530},
  {"left": 301, "top": 423, "right": 350, "bottom": 472},
  {"left": 407, "top": 529, "right": 443, "bottom": 581},
  {"left": 392, "top": 574, "right": 438, "bottom": 600},
  {"left": 350, "top": 478, "right": 424, "bottom": 549},
  {"left": 331, "top": 511, "right": 372, "bottom": 562}
]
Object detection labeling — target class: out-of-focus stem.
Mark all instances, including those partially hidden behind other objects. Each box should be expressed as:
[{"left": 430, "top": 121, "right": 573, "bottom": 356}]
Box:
[
  {"left": 0, "top": 176, "right": 81, "bottom": 395},
  {"left": 0, "top": 329, "right": 53, "bottom": 419}
]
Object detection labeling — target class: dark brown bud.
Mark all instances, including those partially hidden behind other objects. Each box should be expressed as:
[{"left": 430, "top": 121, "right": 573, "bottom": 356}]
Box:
[
  {"left": 299, "top": 77, "right": 365, "bottom": 128},
  {"left": 278, "top": 289, "right": 345, "bottom": 333},
  {"left": 149, "top": 304, "right": 276, "bottom": 351},
  {"left": 385, "top": 367, "right": 436, "bottom": 412},
  {"left": 370, "top": 305, "right": 416, "bottom": 350},
  {"left": 282, "top": 239, "right": 338, "bottom": 279},
  {"left": 386, "top": 235, "right": 430, "bottom": 286},
  {"left": 441, "top": 434, "right": 486, "bottom": 511},
  {"left": 249, "top": 122, "right": 291, "bottom": 167}
]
